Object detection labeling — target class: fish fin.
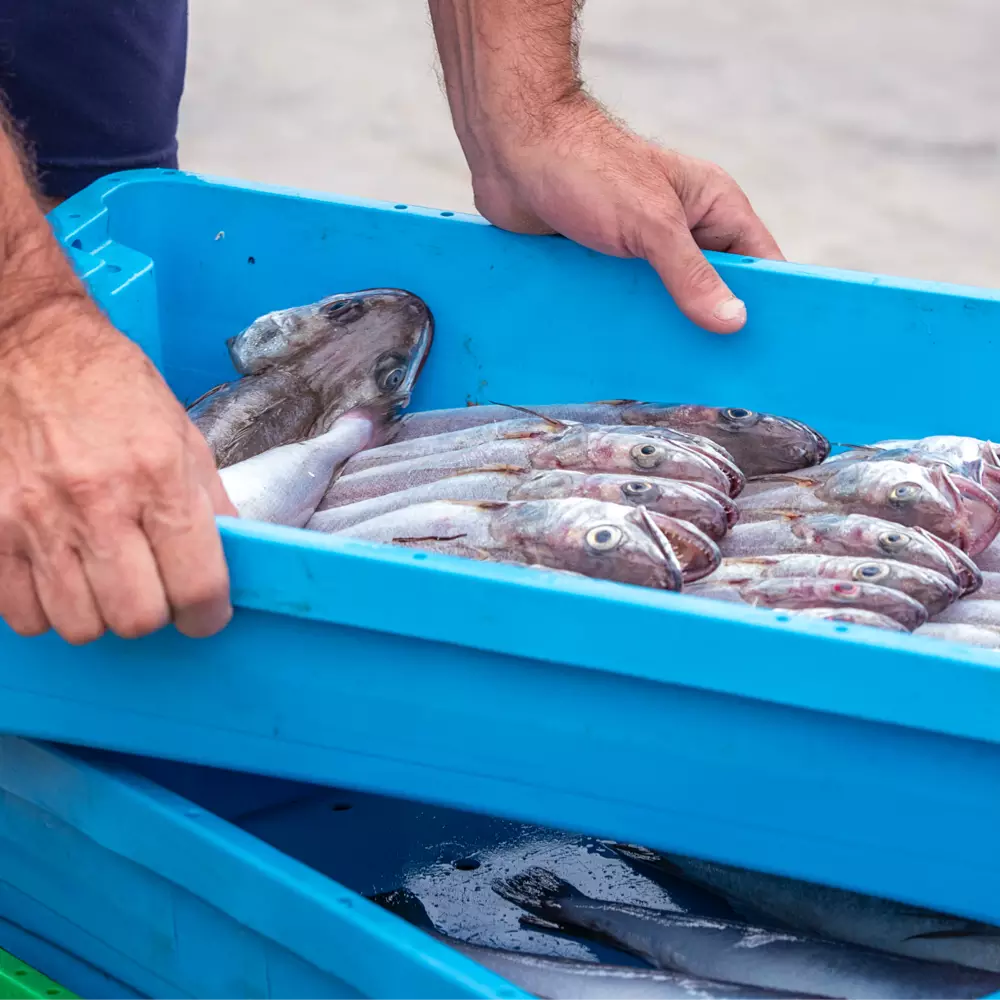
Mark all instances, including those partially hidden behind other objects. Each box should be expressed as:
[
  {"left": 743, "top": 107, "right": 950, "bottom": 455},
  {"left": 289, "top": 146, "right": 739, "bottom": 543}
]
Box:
[
  {"left": 830, "top": 442, "right": 879, "bottom": 452},
  {"left": 724, "top": 556, "right": 779, "bottom": 566},
  {"left": 443, "top": 500, "right": 509, "bottom": 510},
  {"left": 369, "top": 889, "right": 438, "bottom": 931},
  {"left": 486, "top": 400, "right": 574, "bottom": 431},
  {"left": 746, "top": 474, "right": 818, "bottom": 486},
  {"left": 492, "top": 866, "right": 589, "bottom": 912},
  {"left": 449, "top": 464, "right": 530, "bottom": 477},
  {"left": 392, "top": 534, "right": 469, "bottom": 544},
  {"left": 186, "top": 381, "right": 232, "bottom": 410},
  {"left": 593, "top": 399, "right": 639, "bottom": 406}
]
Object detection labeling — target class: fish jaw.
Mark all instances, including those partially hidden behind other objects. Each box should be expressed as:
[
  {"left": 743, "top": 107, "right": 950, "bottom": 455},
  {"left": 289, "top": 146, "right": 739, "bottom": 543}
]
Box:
[
  {"left": 947, "top": 472, "right": 1000, "bottom": 556},
  {"left": 916, "top": 528, "right": 983, "bottom": 596},
  {"left": 646, "top": 513, "right": 722, "bottom": 583}
]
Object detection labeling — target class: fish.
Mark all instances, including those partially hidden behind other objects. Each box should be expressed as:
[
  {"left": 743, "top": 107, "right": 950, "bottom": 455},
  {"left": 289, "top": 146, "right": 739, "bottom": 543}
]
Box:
[
  {"left": 308, "top": 469, "right": 737, "bottom": 542},
  {"left": 720, "top": 514, "right": 981, "bottom": 596},
  {"left": 320, "top": 426, "right": 736, "bottom": 509},
  {"left": 737, "top": 460, "right": 1000, "bottom": 556},
  {"left": 976, "top": 572, "right": 1000, "bottom": 600},
  {"left": 393, "top": 402, "right": 830, "bottom": 477},
  {"left": 371, "top": 889, "right": 804, "bottom": 1000},
  {"left": 701, "top": 555, "right": 958, "bottom": 616},
  {"left": 188, "top": 289, "right": 433, "bottom": 467},
  {"left": 492, "top": 867, "right": 1000, "bottom": 999},
  {"left": 928, "top": 600, "right": 1000, "bottom": 629},
  {"left": 975, "top": 535, "right": 1000, "bottom": 572},
  {"left": 783, "top": 608, "right": 910, "bottom": 632},
  {"left": 915, "top": 622, "right": 1000, "bottom": 650},
  {"left": 343, "top": 417, "right": 746, "bottom": 496},
  {"left": 684, "top": 577, "right": 929, "bottom": 630},
  {"left": 831, "top": 437, "right": 1000, "bottom": 498},
  {"left": 334, "top": 498, "right": 687, "bottom": 590},
  {"left": 220, "top": 410, "right": 378, "bottom": 526},
  {"left": 604, "top": 849, "right": 1000, "bottom": 974}
]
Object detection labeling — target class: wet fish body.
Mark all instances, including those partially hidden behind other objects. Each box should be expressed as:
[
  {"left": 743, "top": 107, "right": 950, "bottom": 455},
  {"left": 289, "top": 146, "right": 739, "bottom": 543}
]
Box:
[
  {"left": 685, "top": 577, "right": 929, "bottom": 629},
  {"left": 704, "top": 554, "right": 958, "bottom": 615},
  {"left": 930, "top": 600, "right": 1000, "bottom": 629},
  {"left": 221, "top": 411, "right": 375, "bottom": 526},
  {"left": 190, "top": 289, "right": 433, "bottom": 467},
  {"left": 492, "top": 867, "right": 1000, "bottom": 999},
  {"left": 738, "top": 461, "right": 1000, "bottom": 555},
  {"left": 336, "top": 498, "right": 687, "bottom": 589},
  {"left": 721, "top": 514, "right": 981, "bottom": 595},
  {"left": 373, "top": 889, "right": 801, "bottom": 1000},
  {"left": 309, "top": 470, "right": 736, "bottom": 541},
  {"left": 785, "top": 608, "right": 910, "bottom": 631},
  {"left": 611, "top": 850, "right": 1000, "bottom": 975},
  {"left": 321, "top": 427, "right": 736, "bottom": 509},
  {"left": 915, "top": 622, "right": 1000, "bottom": 650},
  {"left": 395, "top": 402, "right": 829, "bottom": 476}
]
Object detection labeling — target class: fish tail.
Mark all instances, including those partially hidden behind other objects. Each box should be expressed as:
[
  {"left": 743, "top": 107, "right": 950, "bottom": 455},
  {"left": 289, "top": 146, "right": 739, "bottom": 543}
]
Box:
[{"left": 491, "top": 866, "right": 588, "bottom": 912}]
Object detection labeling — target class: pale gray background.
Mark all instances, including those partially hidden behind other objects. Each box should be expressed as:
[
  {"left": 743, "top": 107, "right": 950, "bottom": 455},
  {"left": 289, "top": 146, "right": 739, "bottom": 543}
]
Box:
[{"left": 179, "top": 1, "right": 998, "bottom": 289}]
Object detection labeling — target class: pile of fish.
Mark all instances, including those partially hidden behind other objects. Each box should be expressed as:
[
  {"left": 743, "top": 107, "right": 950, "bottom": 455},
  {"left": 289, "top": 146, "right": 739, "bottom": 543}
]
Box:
[
  {"left": 370, "top": 835, "right": 1000, "bottom": 999},
  {"left": 190, "top": 288, "right": 1000, "bottom": 653}
]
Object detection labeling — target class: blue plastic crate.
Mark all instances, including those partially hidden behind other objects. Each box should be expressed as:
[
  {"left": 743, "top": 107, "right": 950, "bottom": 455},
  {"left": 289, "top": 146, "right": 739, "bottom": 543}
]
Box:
[
  {"left": 0, "top": 168, "right": 997, "bottom": 925},
  {"left": 2, "top": 738, "right": 998, "bottom": 1000}
]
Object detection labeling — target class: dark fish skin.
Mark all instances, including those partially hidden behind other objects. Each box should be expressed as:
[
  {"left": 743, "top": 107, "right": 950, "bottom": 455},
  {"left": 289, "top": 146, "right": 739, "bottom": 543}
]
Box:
[
  {"left": 605, "top": 847, "right": 1000, "bottom": 973},
  {"left": 492, "top": 868, "right": 1000, "bottom": 999},
  {"left": 394, "top": 402, "right": 830, "bottom": 477},
  {"left": 189, "top": 289, "right": 433, "bottom": 468},
  {"left": 372, "top": 889, "right": 803, "bottom": 1000}
]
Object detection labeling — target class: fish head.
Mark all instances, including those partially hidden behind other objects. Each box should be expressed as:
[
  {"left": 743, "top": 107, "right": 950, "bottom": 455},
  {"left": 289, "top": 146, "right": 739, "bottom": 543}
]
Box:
[
  {"left": 741, "top": 577, "right": 928, "bottom": 629},
  {"left": 624, "top": 404, "right": 830, "bottom": 473},
  {"left": 625, "top": 428, "right": 746, "bottom": 496},
  {"left": 789, "top": 513, "right": 975, "bottom": 588},
  {"left": 815, "top": 556, "right": 959, "bottom": 616},
  {"left": 570, "top": 430, "right": 732, "bottom": 493},
  {"left": 227, "top": 289, "right": 433, "bottom": 413},
  {"left": 645, "top": 512, "right": 722, "bottom": 582},
  {"left": 497, "top": 498, "right": 684, "bottom": 590},
  {"left": 813, "top": 461, "right": 964, "bottom": 542}
]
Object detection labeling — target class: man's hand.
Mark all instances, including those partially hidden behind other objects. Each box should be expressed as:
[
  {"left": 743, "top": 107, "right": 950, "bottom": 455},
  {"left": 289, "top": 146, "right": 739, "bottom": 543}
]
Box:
[
  {"left": 0, "top": 298, "right": 237, "bottom": 644},
  {"left": 429, "top": 0, "right": 783, "bottom": 334}
]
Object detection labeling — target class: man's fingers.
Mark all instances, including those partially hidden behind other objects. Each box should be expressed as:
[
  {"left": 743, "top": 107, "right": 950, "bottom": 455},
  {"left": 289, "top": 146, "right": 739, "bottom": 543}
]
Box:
[
  {"left": 144, "top": 486, "right": 233, "bottom": 639},
  {"left": 0, "top": 552, "right": 49, "bottom": 637},
  {"left": 31, "top": 547, "right": 105, "bottom": 645},
  {"left": 79, "top": 527, "right": 171, "bottom": 640},
  {"left": 644, "top": 219, "right": 747, "bottom": 335}
]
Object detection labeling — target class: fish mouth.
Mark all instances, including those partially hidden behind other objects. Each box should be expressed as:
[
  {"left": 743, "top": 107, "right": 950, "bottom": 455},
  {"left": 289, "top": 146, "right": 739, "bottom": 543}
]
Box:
[
  {"left": 948, "top": 472, "right": 1000, "bottom": 556},
  {"left": 784, "top": 417, "right": 831, "bottom": 464},
  {"left": 916, "top": 527, "right": 983, "bottom": 596},
  {"left": 633, "top": 506, "right": 684, "bottom": 590},
  {"left": 645, "top": 512, "right": 722, "bottom": 583},
  {"left": 398, "top": 313, "right": 435, "bottom": 400}
]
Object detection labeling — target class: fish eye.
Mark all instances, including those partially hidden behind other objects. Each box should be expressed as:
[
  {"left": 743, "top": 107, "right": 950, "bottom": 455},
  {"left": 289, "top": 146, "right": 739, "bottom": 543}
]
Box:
[
  {"left": 721, "top": 407, "right": 760, "bottom": 427},
  {"left": 878, "top": 530, "right": 910, "bottom": 554},
  {"left": 630, "top": 442, "right": 664, "bottom": 469},
  {"left": 831, "top": 582, "right": 861, "bottom": 601},
  {"left": 324, "top": 297, "right": 364, "bottom": 321},
  {"left": 585, "top": 525, "right": 624, "bottom": 553},
  {"left": 375, "top": 353, "right": 408, "bottom": 392},
  {"left": 853, "top": 562, "right": 890, "bottom": 583},
  {"left": 621, "top": 480, "right": 658, "bottom": 501},
  {"left": 889, "top": 483, "right": 922, "bottom": 507}
]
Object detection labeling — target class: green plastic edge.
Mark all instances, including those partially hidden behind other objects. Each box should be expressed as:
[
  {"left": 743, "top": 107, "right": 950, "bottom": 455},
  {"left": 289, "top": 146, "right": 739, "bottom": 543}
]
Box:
[{"left": 0, "top": 948, "right": 78, "bottom": 1000}]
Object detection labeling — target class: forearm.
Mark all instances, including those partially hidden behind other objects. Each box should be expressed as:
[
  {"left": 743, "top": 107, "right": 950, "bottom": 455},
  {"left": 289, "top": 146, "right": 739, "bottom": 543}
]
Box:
[
  {"left": 428, "top": 0, "right": 587, "bottom": 171},
  {"left": 0, "top": 106, "right": 88, "bottom": 352}
]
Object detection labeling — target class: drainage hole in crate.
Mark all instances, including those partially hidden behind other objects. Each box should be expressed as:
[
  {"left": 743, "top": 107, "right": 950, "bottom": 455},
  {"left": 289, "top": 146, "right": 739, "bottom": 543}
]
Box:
[
  {"left": 453, "top": 858, "right": 481, "bottom": 871},
  {"left": 13, "top": 970, "right": 25, "bottom": 977},
  {"left": 412, "top": 552, "right": 428, "bottom": 560},
  {"left": 47, "top": 991, "right": 60, "bottom": 996},
  {"left": 441, "top": 211, "right": 455, "bottom": 217},
  {"left": 394, "top": 204, "right": 408, "bottom": 210},
  {"left": 105, "top": 264, "right": 122, "bottom": 274},
  {"left": 247, "top": 256, "right": 256, "bottom": 265},
  {"left": 330, "top": 802, "right": 353, "bottom": 812},
  {"left": 774, "top": 615, "right": 790, "bottom": 623},
  {"left": 69, "top": 214, "right": 80, "bottom": 219},
  {"left": 70, "top": 239, "right": 83, "bottom": 250},
  {"left": 835, "top": 625, "right": 849, "bottom": 633}
]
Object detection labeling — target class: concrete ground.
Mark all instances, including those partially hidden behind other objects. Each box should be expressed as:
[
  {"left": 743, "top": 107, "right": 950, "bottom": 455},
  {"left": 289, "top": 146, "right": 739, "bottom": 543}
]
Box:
[{"left": 179, "top": 1, "right": 999, "bottom": 290}]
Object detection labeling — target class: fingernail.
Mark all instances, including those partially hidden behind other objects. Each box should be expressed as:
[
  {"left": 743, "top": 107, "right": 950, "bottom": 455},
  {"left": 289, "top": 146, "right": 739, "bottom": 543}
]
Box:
[{"left": 713, "top": 296, "right": 746, "bottom": 324}]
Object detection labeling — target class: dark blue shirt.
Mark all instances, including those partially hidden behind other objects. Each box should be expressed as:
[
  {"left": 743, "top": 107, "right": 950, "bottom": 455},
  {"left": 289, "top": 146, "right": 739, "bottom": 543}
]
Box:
[{"left": 0, "top": 1, "right": 188, "bottom": 199}]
